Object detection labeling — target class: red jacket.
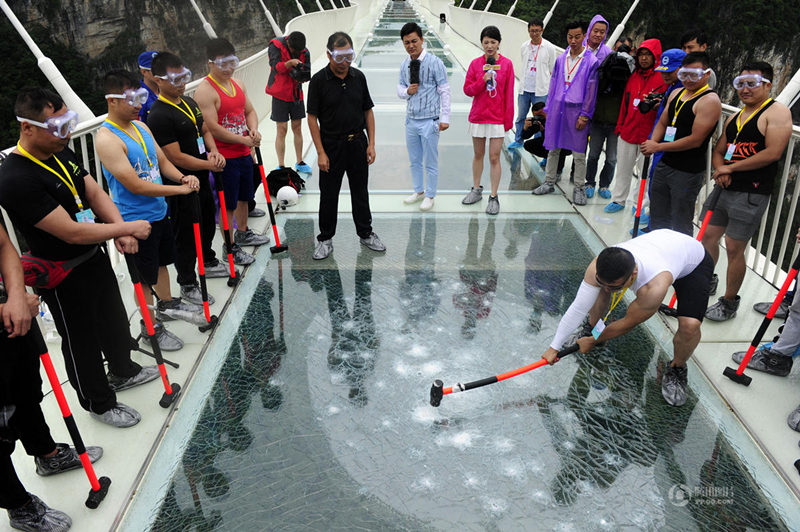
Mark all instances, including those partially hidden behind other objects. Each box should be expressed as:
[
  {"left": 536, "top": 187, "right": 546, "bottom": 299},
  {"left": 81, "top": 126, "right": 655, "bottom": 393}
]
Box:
[
  {"left": 265, "top": 36, "right": 309, "bottom": 102},
  {"left": 615, "top": 39, "right": 666, "bottom": 144}
]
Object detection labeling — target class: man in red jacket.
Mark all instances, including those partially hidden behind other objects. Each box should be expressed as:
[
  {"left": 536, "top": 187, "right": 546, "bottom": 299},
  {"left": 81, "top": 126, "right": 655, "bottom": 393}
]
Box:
[
  {"left": 604, "top": 39, "right": 666, "bottom": 214},
  {"left": 266, "top": 32, "right": 312, "bottom": 174}
]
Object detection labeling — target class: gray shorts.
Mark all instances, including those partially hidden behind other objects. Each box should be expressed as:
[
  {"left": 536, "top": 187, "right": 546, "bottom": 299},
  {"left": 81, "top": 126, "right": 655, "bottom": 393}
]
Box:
[
  {"left": 270, "top": 98, "right": 305, "bottom": 122},
  {"left": 701, "top": 189, "right": 770, "bottom": 241}
]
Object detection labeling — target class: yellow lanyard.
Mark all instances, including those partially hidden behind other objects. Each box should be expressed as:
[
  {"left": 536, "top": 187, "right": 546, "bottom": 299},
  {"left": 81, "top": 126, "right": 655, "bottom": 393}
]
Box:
[
  {"left": 602, "top": 273, "right": 636, "bottom": 322},
  {"left": 16, "top": 142, "right": 83, "bottom": 209},
  {"left": 732, "top": 98, "right": 772, "bottom": 143},
  {"left": 105, "top": 119, "right": 153, "bottom": 167},
  {"left": 157, "top": 95, "right": 200, "bottom": 137},
  {"left": 671, "top": 84, "right": 709, "bottom": 126},
  {"left": 208, "top": 75, "right": 236, "bottom": 97}
]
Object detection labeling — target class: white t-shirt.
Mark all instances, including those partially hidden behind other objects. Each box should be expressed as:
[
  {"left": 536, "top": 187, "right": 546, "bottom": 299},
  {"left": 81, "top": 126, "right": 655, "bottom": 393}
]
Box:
[{"left": 616, "top": 229, "right": 706, "bottom": 291}]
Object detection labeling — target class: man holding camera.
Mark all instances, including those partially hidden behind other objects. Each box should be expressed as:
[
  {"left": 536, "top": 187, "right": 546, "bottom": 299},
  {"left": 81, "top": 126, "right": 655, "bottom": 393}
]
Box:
[{"left": 266, "top": 31, "right": 311, "bottom": 174}]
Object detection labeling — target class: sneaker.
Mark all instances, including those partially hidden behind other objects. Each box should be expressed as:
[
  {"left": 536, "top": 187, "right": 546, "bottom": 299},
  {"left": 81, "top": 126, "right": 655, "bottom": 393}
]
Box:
[
  {"left": 420, "top": 197, "right": 434, "bottom": 211},
  {"left": 709, "top": 273, "right": 718, "bottom": 296},
  {"left": 35, "top": 443, "right": 102, "bottom": 477},
  {"left": 705, "top": 295, "right": 740, "bottom": 321},
  {"left": 572, "top": 186, "right": 587, "bottom": 206},
  {"left": 248, "top": 208, "right": 266, "bottom": 218},
  {"left": 731, "top": 347, "right": 793, "bottom": 376},
  {"left": 403, "top": 192, "right": 424, "bottom": 204},
  {"left": 598, "top": 187, "right": 611, "bottom": 199},
  {"left": 156, "top": 297, "right": 204, "bottom": 322},
  {"left": 753, "top": 299, "right": 790, "bottom": 319},
  {"left": 295, "top": 161, "right": 312, "bottom": 174},
  {"left": 661, "top": 364, "right": 688, "bottom": 406},
  {"left": 141, "top": 320, "right": 184, "bottom": 351},
  {"left": 507, "top": 141, "right": 523, "bottom": 150},
  {"left": 585, "top": 185, "right": 595, "bottom": 198},
  {"left": 486, "top": 195, "right": 500, "bottom": 215},
  {"left": 235, "top": 228, "right": 270, "bottom": 246},
  {"left": 462, "top": 186, "right": 483, "bottom": 205},
  {"left": 788, "top": 404, "right": 800, "bottom": 432},
  {"left": 203, "top": 260, "right": 229, "bottom": 278},
  {"left": 532, "top": 183, "right": 555, "bottom": 195},
  {"left": 107, "top": 365, "right": 160, "bottom": 392},
  {"left": 230, "top": 244, "right": 255, "bottom": 266},
  {"left": 360, "top": 232, "right": 386, "bottom": 252},
  {"left": 8, "top": 493, "right": 71, "bottom": 532},
  {"left": 604, "top": 202, "right": 625, "bottom": 213},
  {"left": 90, "top": 402, "right": 141, "bottom": 428},
  {"left": 313, "top": 239, "right": 333, "bottom": 260},
  {"left": 179, "top": 285, "right": 215, "bottom": 306}
]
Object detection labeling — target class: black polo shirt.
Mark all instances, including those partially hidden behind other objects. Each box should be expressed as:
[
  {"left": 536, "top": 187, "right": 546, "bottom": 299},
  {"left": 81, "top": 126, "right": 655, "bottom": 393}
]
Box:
[
  {"left": 306, "top": 64, "right": 374, "bottom": 137},
  {"left": 147, "top": 96, "right": 208, "bottom": 181}
]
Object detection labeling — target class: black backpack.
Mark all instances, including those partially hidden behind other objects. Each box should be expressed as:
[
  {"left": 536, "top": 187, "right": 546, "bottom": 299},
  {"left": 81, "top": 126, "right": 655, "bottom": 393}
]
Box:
[
  {"left": 598, "top": 51, "right": 635, "bottom": 96},
  {"left": 265, "top": 167, "right": 305, "bottom": 197}
]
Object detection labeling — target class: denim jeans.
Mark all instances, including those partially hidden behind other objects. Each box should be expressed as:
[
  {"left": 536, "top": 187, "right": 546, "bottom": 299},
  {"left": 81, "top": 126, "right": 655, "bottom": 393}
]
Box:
[
  {"left": 585, "top": 122, "right": 617, "bottom": 188},
  {"left": 514, "top": 92, "right": 548, "bottom": 143}
]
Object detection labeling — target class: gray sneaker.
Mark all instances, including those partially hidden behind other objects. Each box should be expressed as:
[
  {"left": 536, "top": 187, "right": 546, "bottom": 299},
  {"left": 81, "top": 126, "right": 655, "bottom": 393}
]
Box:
[
  {"left": 661, "top": 364, "right": 688, "bottom": 406},
  {"left": 157, "top": 296, "right": 205, "bottom": 322},
  {"left": 90, "top": 402, "right": 141, "bottom": 428},
  {"left": 572, "top": 186, "right": 587, "bottom": 206},
  {"left": 203, "top": 260, "right": 229, "bottom": 279},
  {"left": 313, "top": 239, "right": 333, "bottom": 260},
  {"left": 705, "top": 295, "right": 740, "bottom": 321},
  {"left": 231, "top": 244, "right": 255, "bottom": 266},
  {"left": 462, "top": 186, "right": 483, "bottom": 205},
  {"left": 234, "top": 228, "right": 270, "bottom": 246},
  {"left": 787, "top": 403, "right": 800, "bottom": 432},
  {"left": 179, "top": 285, "right": 215, "bottom": 306},
  {"left": 753, "top": 299, "right": 790, "bottom": 319},
  {"left": 107, "top": 365, "right": 160, "bottom": 392},
  {"left": 360, "top": 232, "right": 386, "bottom": 252},
  {"left": 532, "top": 183, "right": 555, "bottom": 195},
  {"left": 8, "top": 493, "right": 71, "bottom": 532},
  {"left": 486, "top": 195, "right": 500, "bottom": 215},
  {"left": 141, "top": 320, "right": 184, "bottom": 351},
  {"left": 731, "top": 347, "right": 793, "bottom": 376},
  {"left": 709, "top": 273, "right": 718, "bottom": 296},
  {"left": 35, "top": 442, "right": 102, "bottom": 477}
]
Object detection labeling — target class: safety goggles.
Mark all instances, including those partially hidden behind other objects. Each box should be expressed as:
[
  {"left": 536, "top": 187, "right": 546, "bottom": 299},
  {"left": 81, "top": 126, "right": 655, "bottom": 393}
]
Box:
[
  {"left": 16, "top": 109, "right": 79, "bottom": 139},
  {"left": 676, "top": 67, "right": 711, "bottom": 82},
  {"left": 105, "top": 87, "right": 149, "bottom": 107},
  {"left": 329, "top": 48, "right": 355, "bottom": 64},
  {"left": 156, "top": 67, "right": 192, "bottom": 86},
  {"left": 209, "top": 55, "right": 239, "bottom": 70},
  {"left": 595, "top": 274, "right": 629, "bottom": 292},
  {"left": 733, "top": 74, "right": 770, "bottom": 90}
]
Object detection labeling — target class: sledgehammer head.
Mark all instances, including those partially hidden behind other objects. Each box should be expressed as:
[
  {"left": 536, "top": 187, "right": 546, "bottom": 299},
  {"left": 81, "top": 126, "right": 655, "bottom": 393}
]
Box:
[
  {"left": 430, "top": 379, "right": 444, "bottom": 407},
  {"left": 270, "top": 244, "right": 288, "bottom": 254},
  {"left": 159, "top": 383, "right": 182, "bottom": 408},
  {"left": 723, "top": 366, "right": 752, "bottom": 386},
  {"left": 85, "top": 476, "right": 111, "bottom": 508}
]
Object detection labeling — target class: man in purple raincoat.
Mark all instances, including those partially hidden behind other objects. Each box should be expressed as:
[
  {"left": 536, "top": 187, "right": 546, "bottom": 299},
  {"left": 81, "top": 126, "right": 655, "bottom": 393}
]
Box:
[
  {"left": 585, "top": 14, "right": 613, "bottom": 62},
  {"left": 533, "top": 20, "right": 599, "bottom": 206}
]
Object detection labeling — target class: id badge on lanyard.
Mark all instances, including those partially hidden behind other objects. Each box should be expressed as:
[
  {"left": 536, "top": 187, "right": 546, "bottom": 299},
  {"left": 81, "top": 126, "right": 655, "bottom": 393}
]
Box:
[
  {"left": 724, "top": 143, "right": 736, "bottom": 161},
  {"left": 197, "top": 137, "right": 206, "bottom": 154},
  {"left": 591, "top": 319, "right": 606, "bottom": 340},
  {"left": 149, "top": 165, "right": 160, "bottom": 182},
  {"left": 76, "top": 208, "right": 96, "bottom": 223},
  {"left": 664, "top": 126, "right": 677, "bottom": 142}
]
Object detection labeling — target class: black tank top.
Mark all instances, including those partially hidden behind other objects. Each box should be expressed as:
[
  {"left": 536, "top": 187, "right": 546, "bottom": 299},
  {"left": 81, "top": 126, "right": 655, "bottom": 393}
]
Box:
[
  {"left": 660, "top": 89, "right": 715, "bottom": 173},
  {"left": 724, "top": 99, "right": 777, "bottom": 195}
]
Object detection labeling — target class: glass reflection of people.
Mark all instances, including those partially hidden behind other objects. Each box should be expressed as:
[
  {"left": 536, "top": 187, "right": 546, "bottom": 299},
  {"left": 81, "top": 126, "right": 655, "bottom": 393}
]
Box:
[
  {"left": 400, "top": 217, "right": 440, "bottom": 332},
  {"left": 453, "top": 217, "right": 498, "bottom": 339}
]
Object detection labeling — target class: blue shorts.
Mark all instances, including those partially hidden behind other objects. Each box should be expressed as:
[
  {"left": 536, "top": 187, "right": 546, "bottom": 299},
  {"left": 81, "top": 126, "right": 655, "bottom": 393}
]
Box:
[{"left": 220, "top": 155, "right": 255, "bottom": 205}]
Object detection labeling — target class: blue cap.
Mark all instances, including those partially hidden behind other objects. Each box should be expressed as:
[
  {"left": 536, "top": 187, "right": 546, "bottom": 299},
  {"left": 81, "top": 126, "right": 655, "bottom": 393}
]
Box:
[
  {"left": 655, "top": 48, "right": 686, "bottom": 72},
  {"left": 137, "top": 51, "right": 158, "bottom": 70}
]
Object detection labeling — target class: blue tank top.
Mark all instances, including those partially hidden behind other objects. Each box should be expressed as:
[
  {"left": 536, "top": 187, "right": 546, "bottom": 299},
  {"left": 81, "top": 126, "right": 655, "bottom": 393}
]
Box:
[{"left": 101, "top": 121, "right": 168, "bottom": 222}]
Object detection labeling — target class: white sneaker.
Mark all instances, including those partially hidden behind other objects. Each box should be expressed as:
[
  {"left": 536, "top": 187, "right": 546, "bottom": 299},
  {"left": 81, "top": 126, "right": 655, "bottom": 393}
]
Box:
[
  {"left": 403, "top": 192, "right": 424, "bottom": 204},
  {"left": 420, "top": 197, "right": 434, "bottom": 211}
]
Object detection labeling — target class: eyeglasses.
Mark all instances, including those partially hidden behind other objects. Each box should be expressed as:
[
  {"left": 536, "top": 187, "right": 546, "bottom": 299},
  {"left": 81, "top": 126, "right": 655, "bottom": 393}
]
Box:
[
  {"left": 676, "top": 67, "right": 711, "bottom": 82},
  {"left": 529, "top": 28, "right": 543, "bottom": 34},
  {"left": 209, "top": 55, "right": 239, "bottom": 70},
  {"left": 156, "top": 67, "right": 193, "bottom": 86},
  {"left": 16, "top": 109, "right": 79, "bottom": 139},
  {"left": 329, "top": 48, "right": 355, "bottom": 64},
  {"left": 595, "top": 274, "right": 629, "bottom": 291},
  {"left": 105, "top": 87, "right": 149, "bottom": 107},
  {"left": 733, "top": 74, "right": 770, "bottom": 90}
]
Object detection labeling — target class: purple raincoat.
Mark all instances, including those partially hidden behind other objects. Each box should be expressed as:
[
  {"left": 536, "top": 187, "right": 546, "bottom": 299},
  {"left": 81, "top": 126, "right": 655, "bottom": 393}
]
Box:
[
  {"left": 584, "top": 14, "right": 613, "bottom": 62},
  {"left": 543, "top": 49, "right": 600, "bottom": 153}
]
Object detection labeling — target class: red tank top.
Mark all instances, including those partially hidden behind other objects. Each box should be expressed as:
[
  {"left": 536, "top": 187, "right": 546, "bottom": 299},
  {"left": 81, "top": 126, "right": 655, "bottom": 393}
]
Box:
[{"left": 206, "top": 76, "right": 251, "bottom": 158}]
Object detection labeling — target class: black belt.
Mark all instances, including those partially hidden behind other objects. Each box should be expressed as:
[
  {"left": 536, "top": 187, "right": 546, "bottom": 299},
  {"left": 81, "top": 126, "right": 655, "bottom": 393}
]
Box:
[{"left": 324, "top": 130, "right": 364, "bottom": 141}]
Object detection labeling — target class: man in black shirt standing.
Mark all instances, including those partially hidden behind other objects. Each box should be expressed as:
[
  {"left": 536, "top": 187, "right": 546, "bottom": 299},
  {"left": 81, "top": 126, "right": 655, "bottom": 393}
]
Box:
[
  {"left": 0, "top": 88, "right": 158, "bottom": 428},
  {"left": 306, "top": 31, "right": 385, "bottom": 260},
  {"left": 147, "top": 52, "right": 228, "bottom": 305}
]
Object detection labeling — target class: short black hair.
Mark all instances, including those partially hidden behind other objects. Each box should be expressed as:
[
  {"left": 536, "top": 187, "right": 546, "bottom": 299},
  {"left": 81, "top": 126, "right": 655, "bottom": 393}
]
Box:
[
  {"left": 528, "top": 18, "right": 544, "bottom": 29},
  {"left": 617, "top": 36, "right": 633, "bottom": 46},
  {"left": 480, "top": 25, "right": 501, "bottom": 43},
  {"left": 326, "top": 32, "right": 353, "bottom": 51},
  {"left": 682, "top": 51, "right": 710, "bottom": 69},
  {"left": 741, "top": 60, "right": 773, "bottom": 82},
  {"left": 596, "top": 247, "right": 636, "bottom": 283},
  {"left": 287, "top": 32, "right": 306, "bottom": 52},
  {"left": 14, "top": 88, "right": 64, "bottom": 121},
  {"left": 103, "top": 70, "right": 139, "bottom": 95},
  {"left": 400, "top": 22, "right": 423, "bottom": 40},
  {"left": 565, "top": 20, "right": 587, "bottom": 34},
  {"left": 151, "top": 52, "right": 184, "bottom": 77},
  {"left": 680, "top": 28, "right": 708, "bottom": 48},
  {"left": 206, "top": 38, "right": 235, "bottom": 61}
]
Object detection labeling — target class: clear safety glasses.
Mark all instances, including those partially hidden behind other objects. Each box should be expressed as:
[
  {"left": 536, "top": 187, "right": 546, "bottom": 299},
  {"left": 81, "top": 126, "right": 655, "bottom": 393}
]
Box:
[
  {"left": 733, "top": 74, "right": 770, "bottom": 90},
  {"left": 210, "top": 55, "right": 239, "bottom": 70},
  {"left": 105, "top": 87, "right": 149, "bottom": 107},
  {"left": 329, "top": 48, "right": 355, "bottom": 64},
  {"left": 676, "top": 67, "right": 711, "bottom": 83},
  {"left": 16, "top": 109, "right": 79, "bottom": 139},
  {"left": 156, "top": 67, "right": 193, "bottom": 86}
]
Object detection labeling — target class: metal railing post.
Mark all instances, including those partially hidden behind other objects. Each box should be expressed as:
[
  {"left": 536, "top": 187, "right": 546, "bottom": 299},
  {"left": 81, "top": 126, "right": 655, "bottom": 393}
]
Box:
[
  {"left": 257, "top": 0, "right": 284, "bottom": 37},
  {"left": 506, "top": 1, "right": 518, "bottom": 16},
  {"left": 542, "top": 0, "right": 561, "bottom": 29},
  {"left": 607, "top": 0, "right": 641, "bottom": 46},
  {"left": 188, "top": 0, "right": 217, "bottom": 38}
]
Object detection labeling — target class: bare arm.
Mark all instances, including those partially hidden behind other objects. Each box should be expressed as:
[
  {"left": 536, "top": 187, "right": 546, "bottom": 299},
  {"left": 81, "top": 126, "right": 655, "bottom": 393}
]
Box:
[
  {"left": 0, "top": 224, "right": 36, "bottom": 337},
  {"left": 240, "top": 80, "right": 261, "bottom": 146},
  {"left": 711, "top": 115, "right": 732, "bottom": 170},
  {"left": 194, "top": 81, "right": 252, "bottom": 146},
  {"left": 722, "top": 103, "right": 793, "bottom": 173},
  {"left": 83, "top": 174, "right": 123, "bottom": 223},
  {"left": 656, "top": 93, "right": 722, "bottom": 153},
  {"left": 594, "top": 273, "right": 670, "bottom": 342},
  {"left": 307, "top": 113, "right": 328, "bottom": 171},
  {"left": 365, "top": 108, "right": 376, "bottom": 164},
  {"left": 34, "top": 204, "right": 150, "bottom": 245}
]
